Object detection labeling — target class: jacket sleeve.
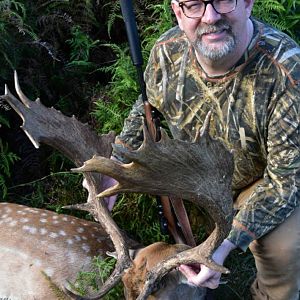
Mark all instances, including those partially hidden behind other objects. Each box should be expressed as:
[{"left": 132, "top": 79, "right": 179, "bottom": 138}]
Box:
[
  {"left": 112, "top": 95, "right": 145, "bottom": 162},
  {"left": 228, "top": 84, "right": 300, "bottom": 251}
]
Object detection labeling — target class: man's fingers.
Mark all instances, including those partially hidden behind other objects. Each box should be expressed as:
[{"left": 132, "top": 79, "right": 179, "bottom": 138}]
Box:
[
  {"left": 180, "top": 264, "right": 221, "bottom": 288},
  {"left": 179, "top": 264, "right": 198, "bottom": 277},
  {"left": 105, "top": 195, "right": 118, "bottom": 211}
]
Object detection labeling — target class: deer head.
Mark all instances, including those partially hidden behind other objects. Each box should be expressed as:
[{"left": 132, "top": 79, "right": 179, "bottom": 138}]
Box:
[{"left": 1, "top": 71, "right": 234, "bottom": 300}]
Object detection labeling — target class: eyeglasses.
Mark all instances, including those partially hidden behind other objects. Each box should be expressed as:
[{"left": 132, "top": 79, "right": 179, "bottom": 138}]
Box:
[{"left": 178, "top": 0, "right": 237, "bottom": 19}]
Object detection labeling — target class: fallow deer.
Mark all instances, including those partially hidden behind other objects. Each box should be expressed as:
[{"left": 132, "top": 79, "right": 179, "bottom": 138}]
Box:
[
  {"left": 0, "top": 202, "right": 206, "bottom": 299},
  {"left": 1, "top": 71, "right": 234, "bottom": 299},
  {"left": 0, "top": 202, "right": 113, "bottom": 300}
]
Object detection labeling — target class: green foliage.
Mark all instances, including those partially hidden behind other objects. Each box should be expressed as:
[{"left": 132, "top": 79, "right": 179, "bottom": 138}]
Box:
[
  {"left": 0, "top": 139, "right": 19, "bottom": 199},
  {"left": 113, "top": 193, "right": 170, "bottom": 245},
  {"left": 253, "top": 0, "right": 300, "bottom": 43},
  {"left": 92, "top": 44, "right": 139, "bottom": 133},
  {"left": 103, "top": 1, "right": 121, "bottom": 38},
  {"left": 71, "top": 256, "right": 123, "bottom": 300},
  {"left": 91, "top": 0, "right": 176, "bottom": 134},
  {"left": 0, "top": 0, "right": 36, "bottom": 78},
  {"left": 66, "top": 25, "right": 100, "bottom": 70},
  {"left": 141, "top": 0, "right": 176, "bottom": 56},
  {"left": 0, "top": 111, "right": 10, "bottom": 127}
]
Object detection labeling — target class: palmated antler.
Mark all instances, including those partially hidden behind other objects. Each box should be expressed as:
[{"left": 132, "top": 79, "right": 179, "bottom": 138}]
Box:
[
  {"left": 73, "top": 113, "right": 234, "bottom": 299},
  {"left": 1, "top": 71, "right": 134, "bottom": 298}
]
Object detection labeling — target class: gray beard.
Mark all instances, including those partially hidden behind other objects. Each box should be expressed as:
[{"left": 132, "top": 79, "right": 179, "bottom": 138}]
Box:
[
  {"left": 193, "top": 21, "right": 236, "bottom": 61},
  {"left": 194, "top": 36, "right": 235, "bottom": 60}
]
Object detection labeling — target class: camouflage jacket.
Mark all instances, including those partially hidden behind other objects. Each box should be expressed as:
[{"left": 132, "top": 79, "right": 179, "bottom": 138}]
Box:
[{"left": 114, "top": 18, "right": 300, "bottom": 251}]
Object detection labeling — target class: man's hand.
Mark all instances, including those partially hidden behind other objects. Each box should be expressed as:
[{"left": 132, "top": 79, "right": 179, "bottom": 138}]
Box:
[
  {"left": 82, "top": 156, "right": 119, "bottom": 211},
  {"left": 179, "top": 263, "right": 222, "bottom": 289},
  {"left": 102, "top": 175, "right": 118, "bottom": 211},
  {"left": 179, "top": 239, "right": 236, "bottom": 289}
]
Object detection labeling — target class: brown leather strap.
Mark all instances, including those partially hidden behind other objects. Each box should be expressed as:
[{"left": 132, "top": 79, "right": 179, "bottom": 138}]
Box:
[
  {"left": 160, "top": 195, "right": 196, "bottom": 247},
  {"left": 169, "top": 196, "right": 196, "bottom": 247},
  {"left": 160, "top": 196, "right": 186, "bottom": 244},
  {"left": 143, "top": 102, "right": 194, "bottom": 246}
]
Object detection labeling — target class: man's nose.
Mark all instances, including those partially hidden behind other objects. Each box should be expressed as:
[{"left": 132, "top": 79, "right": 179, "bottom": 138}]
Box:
[{"left": 201, "top": 3, "right": 222, "bottom": 24}]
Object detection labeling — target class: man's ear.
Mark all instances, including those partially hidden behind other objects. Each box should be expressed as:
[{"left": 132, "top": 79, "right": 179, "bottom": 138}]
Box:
[
  {"left": 171, "top": 1, "right": 184, "bottom": 30},
  {"left": 244, "top": 0, "right": 255, "bottom": 18}
]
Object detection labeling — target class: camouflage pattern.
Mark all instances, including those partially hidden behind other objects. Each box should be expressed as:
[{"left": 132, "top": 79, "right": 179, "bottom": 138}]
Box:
[{"left": 114, "top": 18, "right": 300, "bottom": 250}]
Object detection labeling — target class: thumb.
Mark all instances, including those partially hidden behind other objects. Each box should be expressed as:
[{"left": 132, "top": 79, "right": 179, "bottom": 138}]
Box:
[{"left": 189, "top": 265, "right": 220, "bottom": 288}]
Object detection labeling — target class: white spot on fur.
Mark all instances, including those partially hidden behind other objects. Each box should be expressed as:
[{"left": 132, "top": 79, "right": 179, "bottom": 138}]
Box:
[
  {"left": 53, "top": 220, "right": 60, "bottom": 224},
  {"left": 44, "top": 268, "right": 54, "bottom": 277},
  {"left": 74, "top": 235, "right": 81, "bottom": 241},
  {"left": 62, "top": 217, "right": 68, "bottom": 221},
  {"left": 4, "top": 217, "right": 13, "bottom": 223},
  {"left": 77, "top": 227, "right": 84, "bottom": 233},
  {"left": 41, "top": 212, "right": 48, "bottom": 217},
  {"left": 40, "top": 218, "right": 47, "bottom": 223},
  {"left": 40, "top": 228, "right": 48, "bottom": 235},
  {"left": 82, "top": 236, "right": 87, "bottom": 240},
  {"left": 33, "top": 259, "right": 42, "bottom": 267},
  {"left": 17, "top": 210, "right": 26, "bottom": 215},
  {"left": 23, "top": 225, "right": 37, "bottom": 234},
  {"left": 59, "top": 230, "right": 67, "bottom": 236},
  {"left": 4, "top": 207, "right": 12, "bottom": 213},
  {"left": 82, "top": 244, "right": 90, "bottom": 253},
  {"left": 67, "top": 239, "right": 74, "bottom": 245},
  {"left": 52, "top": 215, "right": 58, "bottom": 220},
  {"left": 9, "top": 220, "right": 18, "bottom": 227},
  {"left": 49, "top": 232, "right": 58, "bottom": 238},
  {"left": 25, "top": 208, "right": 39, "bottom": 214},
  {"left": 20, "top": 217, "right": 29, "bottom": 223}
]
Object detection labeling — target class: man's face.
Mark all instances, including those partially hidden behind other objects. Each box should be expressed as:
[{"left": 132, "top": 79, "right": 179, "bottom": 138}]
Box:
[{"left": 172, "top": 0, "right": 254, "bottom": 61}]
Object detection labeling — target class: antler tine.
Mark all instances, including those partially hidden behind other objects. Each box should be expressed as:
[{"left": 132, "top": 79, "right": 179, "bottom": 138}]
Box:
[
  {"left": 2, "top": 84, "right": 29, "bottom": 124},
  {"left": 14, "top": 70, "right": 32, "bottom": 107},
  {"left": 65, "top": 178, "right": 132, "bottom": 300},
  {"left": 136, "top": 204, "right": 232, "bottom": 300},
  {"left": 2, "top": 72, "right": 134, "bottom": 299}
]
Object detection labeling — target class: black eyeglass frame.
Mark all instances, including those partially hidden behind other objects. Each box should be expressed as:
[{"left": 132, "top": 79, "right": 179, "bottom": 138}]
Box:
[{"left": 178, "top": 0, "right": 238, "bottom": 19}]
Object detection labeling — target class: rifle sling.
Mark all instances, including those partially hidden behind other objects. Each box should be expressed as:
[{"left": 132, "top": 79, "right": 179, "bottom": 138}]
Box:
[
  {"left": 169, "top": 196, "right": 196, "bottom": 247},
  {"left": 144, "top": 101, "right": 195, "bottom": 246}
]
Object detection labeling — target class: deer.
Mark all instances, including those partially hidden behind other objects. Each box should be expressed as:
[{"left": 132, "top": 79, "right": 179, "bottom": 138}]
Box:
[
  {"left": 0, "top": 201, "right": 113, "bottom": 300},
  {"left": 0, "top": 202, "right": 206, "bottom": 300},
  {"left": 1, "top": 71, "right": 234, "bottom": 299}
]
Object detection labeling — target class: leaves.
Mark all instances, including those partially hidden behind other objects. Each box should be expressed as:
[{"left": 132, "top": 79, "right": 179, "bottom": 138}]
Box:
[
  {"left": 253, "top": 0, "right": 300, "bottom": 42},
  {"left": 0, "top": 139, "right": 19, "bottom": 198}
]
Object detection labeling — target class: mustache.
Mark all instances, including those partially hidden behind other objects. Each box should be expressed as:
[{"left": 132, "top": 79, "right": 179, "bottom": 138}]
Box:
[{"left": 197, "top": 20, "right": 232, "bottom": 36}]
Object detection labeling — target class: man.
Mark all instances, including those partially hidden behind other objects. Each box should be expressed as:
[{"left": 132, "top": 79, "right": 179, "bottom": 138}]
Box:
[{"left": 111, "top": 0, "right": 300, "bottom": 299}]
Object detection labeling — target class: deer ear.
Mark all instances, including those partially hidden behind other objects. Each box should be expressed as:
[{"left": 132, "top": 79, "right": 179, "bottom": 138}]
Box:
[
  {"left": 106, "top": 251, "right": 117, "bottom": 259},
  {"left": 129, "top": 248, "right": 142, "bottom": 260},
  {"left": 107, "top": 248, "right": 142, "bottom": 260}
]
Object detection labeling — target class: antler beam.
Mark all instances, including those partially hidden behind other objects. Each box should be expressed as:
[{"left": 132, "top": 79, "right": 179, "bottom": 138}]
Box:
[{"left": 1, "top": 71, "right": 132, "bottom": 298}]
